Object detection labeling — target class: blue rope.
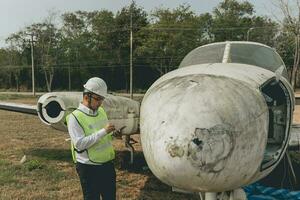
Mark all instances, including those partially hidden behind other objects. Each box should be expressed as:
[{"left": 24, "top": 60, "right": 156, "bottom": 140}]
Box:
[{"left": 244, "top": 183, "right": 300, "bottom": 200}]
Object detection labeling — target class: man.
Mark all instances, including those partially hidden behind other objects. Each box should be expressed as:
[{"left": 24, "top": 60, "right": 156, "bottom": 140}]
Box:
[{"left": 66, "top": 77, "right": 117, "bottom": 200}]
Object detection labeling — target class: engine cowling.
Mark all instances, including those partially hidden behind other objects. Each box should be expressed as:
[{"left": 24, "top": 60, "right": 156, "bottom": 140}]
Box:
[{"left": 37, "top": 92, "right": 140, "bottom": 134}]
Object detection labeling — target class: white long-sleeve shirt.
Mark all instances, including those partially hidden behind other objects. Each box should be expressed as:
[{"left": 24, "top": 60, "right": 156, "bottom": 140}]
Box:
[{"left": 67, "top": 103, "right": 107, "bottom": 164}]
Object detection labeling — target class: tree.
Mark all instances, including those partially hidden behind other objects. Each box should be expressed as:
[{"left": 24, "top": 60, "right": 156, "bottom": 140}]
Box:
[
  {"left": 246, "top": 16, "right": 278, "bottom": 46},
  {"left": 5, "top": 46, "right": 24, "bottom": 91},
  {"left": 211, "top": 0, "right": 278, "bottom": 45},
  {"left": 89, "top": 10, "right": 116, "bottom": 63},
  {"left": 5, "top": 11, "right": 62, "bottom": 92},
  {"left": 24, "top": 22, "right": 61, "bottom": 92},
  {"left": 61, "top": 10, "right": 104, "bottom": 88},
  {"left": 275, "top": 0, "right": 300, "bottom": 89},
  {"left": 211, "top": 0, "right": 254, "bottom": 41},
  {"left": 5, "top": 32, "right": 31, "bottom": 90},
  {"left": 136, "top": 4, "right": 210, "bottom": 76},
  {"left": 0, "top": 1, "right": 285, "bottom": 92},
  {"left": 114, "top": 1, "right": 149, "bottom": 90}
]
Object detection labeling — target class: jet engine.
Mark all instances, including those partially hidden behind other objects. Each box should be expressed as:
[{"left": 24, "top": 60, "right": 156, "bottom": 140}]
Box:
[{"left": 37, "top": 92, "right": 140, "bottom": 135}]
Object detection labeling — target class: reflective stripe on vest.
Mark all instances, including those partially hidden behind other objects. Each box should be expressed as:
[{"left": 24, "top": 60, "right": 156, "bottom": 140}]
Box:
[{"left": 66, "top": 107, "right": 115, "bottom": 163}]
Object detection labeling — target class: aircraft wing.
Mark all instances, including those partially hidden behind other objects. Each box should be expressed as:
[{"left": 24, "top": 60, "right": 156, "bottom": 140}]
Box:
[
  {"left": 0, "top": 92, "right": 140, "bottom": 134},
  {"left": 0, "top": 101, "right": 37, "bottom": 115}
]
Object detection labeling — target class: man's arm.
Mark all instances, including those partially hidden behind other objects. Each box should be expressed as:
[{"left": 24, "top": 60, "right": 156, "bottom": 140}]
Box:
[{"left": 67, "top": 114, "right": 107, "bottom": 151}]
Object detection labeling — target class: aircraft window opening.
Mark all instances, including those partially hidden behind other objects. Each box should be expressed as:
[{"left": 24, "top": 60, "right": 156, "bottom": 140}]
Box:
[
  {"left": 45, "top": 101, "right": 63, "bottom": 118},
  {"left": 260, "top": 79, "right": 291, "bottom": 171},
  {"left": 229, "top": 43, "right": 288, "bottom": 79},
  {"left": 179, "top": 43, "right": 225, "bottom": 67}
]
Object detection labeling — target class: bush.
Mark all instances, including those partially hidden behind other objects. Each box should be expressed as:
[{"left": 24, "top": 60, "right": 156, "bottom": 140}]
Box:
[{"left": 24, "top": 159, "right": 44, "bottom": 171}]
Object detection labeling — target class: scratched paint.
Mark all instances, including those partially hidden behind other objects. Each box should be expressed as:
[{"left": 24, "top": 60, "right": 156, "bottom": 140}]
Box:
[
  {"left": 187, "top": 124, "right": 234, "bottom": 173},
  {"left": 167, "top": 143, "right": 185, "bottom": 158}
]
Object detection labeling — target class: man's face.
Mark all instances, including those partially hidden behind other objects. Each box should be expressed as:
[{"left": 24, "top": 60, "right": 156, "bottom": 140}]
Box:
[{"left": 89, "top": 94, "right": 105, "bottom": 110}]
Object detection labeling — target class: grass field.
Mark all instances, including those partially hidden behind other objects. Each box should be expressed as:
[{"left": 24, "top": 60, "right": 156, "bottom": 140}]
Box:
[{"left": 0, "top": 95, "right": 199, "bottom": 200}]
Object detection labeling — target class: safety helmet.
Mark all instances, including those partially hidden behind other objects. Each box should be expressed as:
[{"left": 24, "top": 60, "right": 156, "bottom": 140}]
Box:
[{"left": 83, "top": 77, "right": 107, "bottom": 97}]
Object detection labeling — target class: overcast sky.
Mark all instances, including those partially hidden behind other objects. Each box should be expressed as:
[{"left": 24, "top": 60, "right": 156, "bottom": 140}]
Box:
[{"left": 0, "top": 0, "right": 278, "bottom": 47}]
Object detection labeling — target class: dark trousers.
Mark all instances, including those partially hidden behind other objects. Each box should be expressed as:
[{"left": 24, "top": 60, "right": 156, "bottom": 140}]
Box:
[{"left": 76, "top": 161, "right": 116, "bottom": 200}]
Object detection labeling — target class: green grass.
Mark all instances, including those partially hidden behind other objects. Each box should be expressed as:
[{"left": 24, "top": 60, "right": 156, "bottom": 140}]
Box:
[
  {"left": 0, "top": 157, "right": 67, "bottom": 187},
  {"left": 24, "top": 160, "right": 44, "bottom": 171},
  {"left": 0, "top": 159, "right": 18, "bottom": 185},
  {"left": 26, "top": 148, "right": 72, "bottom": 162}
]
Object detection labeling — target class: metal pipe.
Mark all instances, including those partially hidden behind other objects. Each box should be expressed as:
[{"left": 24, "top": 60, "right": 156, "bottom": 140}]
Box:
[{"left": 205, "top": 192, "right": 217, "bottom": 200}]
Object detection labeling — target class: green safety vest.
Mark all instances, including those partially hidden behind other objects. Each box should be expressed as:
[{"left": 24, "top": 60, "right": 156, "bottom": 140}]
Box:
[{"left": 66, "top": 107, "right": 115, "bottom": 164}]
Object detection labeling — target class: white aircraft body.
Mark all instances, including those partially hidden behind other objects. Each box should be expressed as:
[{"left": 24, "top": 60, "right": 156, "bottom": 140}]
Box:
[{"left": 0, "top": 41, "right": 299, "bottom": 200}]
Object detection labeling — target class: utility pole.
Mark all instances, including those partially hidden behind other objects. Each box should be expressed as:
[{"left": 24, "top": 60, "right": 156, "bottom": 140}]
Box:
[
  {"left": 68, "top": 64, "right": 71, "bottom": 91},
  {"left": 29, "top": 33, "right": 35, "bottom": 96},
  {"left": 67, "top": 48, "right": 71, "bottom": 91},
  {"left": 130, "top": 1, "right": 133, "bottom": 99}
]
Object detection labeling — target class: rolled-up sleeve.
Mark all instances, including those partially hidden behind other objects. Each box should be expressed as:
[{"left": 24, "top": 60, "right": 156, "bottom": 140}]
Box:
[{"left": 67, "top": 114, "right": 106, "bottom": 151}]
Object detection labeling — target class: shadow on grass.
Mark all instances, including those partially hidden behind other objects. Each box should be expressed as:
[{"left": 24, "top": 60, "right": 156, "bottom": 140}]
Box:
[
  {"left": 25, "top": 148, "right": 199, "bottom": 199},
  {"left": 26, "top": 148, "right": 72, "bottom": 162},
  {"left": 115, "top": 150, "right": 150, "bottom": 174},
  {"left": 116, "top": 150, "right": 199, "bottom": 199},
  {"left": 138, "top": 175, "right": 200, "bottom": 200},
  {"left": 26, "top": 148, "right": 148, "bottom": 168}
]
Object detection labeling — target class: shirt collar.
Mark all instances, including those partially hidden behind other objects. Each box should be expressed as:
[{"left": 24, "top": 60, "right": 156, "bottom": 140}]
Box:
[{"left": 78, "top": 103, "right": 98, "bottom": 116}]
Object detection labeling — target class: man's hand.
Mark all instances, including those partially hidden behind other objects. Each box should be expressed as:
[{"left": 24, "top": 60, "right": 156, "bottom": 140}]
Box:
[
  {"left": 104, "top": 123, "right": 115, "bottom": 134},
  {"left": 112, "top": 126, "right": 126, "bottom": 139}
]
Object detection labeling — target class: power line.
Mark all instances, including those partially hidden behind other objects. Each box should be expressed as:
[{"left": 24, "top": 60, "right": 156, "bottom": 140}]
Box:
[{"left": 0, "top": 64, "right": 180, "bottom": 69}]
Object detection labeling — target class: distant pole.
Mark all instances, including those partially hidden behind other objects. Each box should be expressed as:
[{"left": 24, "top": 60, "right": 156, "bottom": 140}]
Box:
[
  {"left": 30, "top": 34, "right": 35, "bottom": 96},
  {"left": 247, "top": 27, "right": 254, "bottom": 41},
  {"left": 129, "top": 1, "right": 133, "bottom": 99},
  {"left": 68, "top": 65, "right": 71, "bottom": 91}
]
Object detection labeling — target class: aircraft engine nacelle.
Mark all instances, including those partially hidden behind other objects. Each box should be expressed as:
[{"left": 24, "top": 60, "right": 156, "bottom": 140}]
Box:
[
  {"left": 37, "top": 92, "right": 140, "bottom": 134},
  {"left": 140, "top": 63, "right": 294, "bottom": 192}
]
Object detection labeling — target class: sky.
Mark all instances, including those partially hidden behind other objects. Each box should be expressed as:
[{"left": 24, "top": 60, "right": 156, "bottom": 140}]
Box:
[{"left": 0, "top": 0, "right": 278, "bottom": 47}]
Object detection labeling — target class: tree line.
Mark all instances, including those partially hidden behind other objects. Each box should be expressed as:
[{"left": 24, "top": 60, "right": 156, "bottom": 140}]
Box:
[{"left": 0, "top": 0, "right": 298, "bottom": 92}]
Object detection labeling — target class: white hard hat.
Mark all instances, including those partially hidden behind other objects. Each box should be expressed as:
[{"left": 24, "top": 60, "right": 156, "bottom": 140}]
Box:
[{"left": 83, "top": 77, "right": 107, "bottom": 97}]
